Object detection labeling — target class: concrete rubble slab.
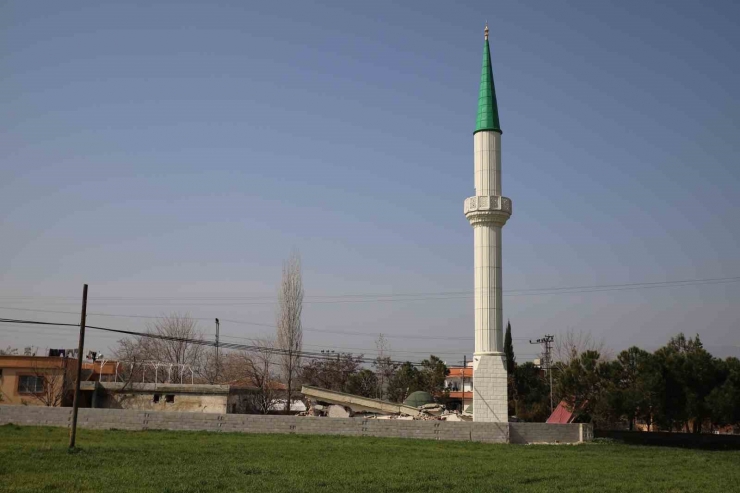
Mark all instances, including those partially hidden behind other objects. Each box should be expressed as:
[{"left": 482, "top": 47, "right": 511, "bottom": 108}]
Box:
[{"left": 301, "top": 385, "right": 421, "bottom": 417}]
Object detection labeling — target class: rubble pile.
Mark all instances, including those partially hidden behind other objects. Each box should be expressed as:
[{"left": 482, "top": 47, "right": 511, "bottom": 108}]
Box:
[{"left": 302, "top": 397, "right": 473, "bottom": 421}]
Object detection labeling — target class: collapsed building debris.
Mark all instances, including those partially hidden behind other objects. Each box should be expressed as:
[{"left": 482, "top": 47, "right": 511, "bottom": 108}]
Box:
[
  {"left": 300, "top": 385, "right": 472, "bottom": 421},
  {"left": 301, "top": 385, "right": 421, "bottom": 417}
]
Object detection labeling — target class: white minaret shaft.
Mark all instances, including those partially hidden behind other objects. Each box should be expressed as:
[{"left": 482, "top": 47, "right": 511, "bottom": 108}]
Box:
[
  {"left": 473, "top": 131, "right": 504, "bottom": 355},
  {"left": 464, "top": 24, "right": 511, "bottom": 422}
]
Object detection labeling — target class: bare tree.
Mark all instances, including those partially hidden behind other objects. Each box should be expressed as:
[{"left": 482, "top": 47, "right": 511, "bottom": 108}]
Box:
[
  {"left": 554, "top": 328, "right": 611, "bottom": 365},
  {"left": 27, "top": 359, "right": 73, "bottom": 407},
  {"left": 373, "top": 333, "right": 397, "bottom": 400},
  {"left": 241, "top": 339, "right": 281, "bottom": 414},
  {"left": 112, "top": 341, "right": 147, "bottom": 391},
  {"left": 113, "top": 313, "right": 205, "bottom": 383},
  {"left": 198, "top": 319, "right": 224, "bottom": 384},
  {"left": 201, "top": 349, "right": 223, "bottom": 385},
  {"left": 276, "top": 251, "right": 303, "bottom": 412}
]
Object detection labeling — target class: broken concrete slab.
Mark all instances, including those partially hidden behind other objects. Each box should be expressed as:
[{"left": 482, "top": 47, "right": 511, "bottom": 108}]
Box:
[
  {"left": 301, "top": 386, "right": 421, "bottom": 417},
  {"left": 327, "top": 405, "right": 352, "bottom": 418}
]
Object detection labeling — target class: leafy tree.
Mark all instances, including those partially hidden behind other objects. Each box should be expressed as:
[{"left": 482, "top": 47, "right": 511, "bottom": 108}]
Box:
[
  {"left": 373, "top": 356, "right": 444, "bottom": 404},
  {"left": 706, "top": 357, "right": 740, "bottom": 430},
  {"left": 300, "top": 353, "right": 364, "bottom": 393},
  {"left": 652, "top": 350, "right": 686, "bottom": 431},
  {"left": 504, "top": 321, "right": 516, "bottom": 374},
  {"left": 386, "top": 362, "right": 421, "bottom": 403},
  {"left": 507, "top": 333, "right": 739, "bottom": 431},
  {"left": 418, "top": 355, "right": 449, "bottom": 396},
  {"left": 512, "top": 362, "right": 550, "bottom": 421},
  {"left": 346, "top": 369, "right": 379, "bottom": 398},
  {"left": 504, "top": 321, "right": 517, "bottom": 416},
  {"left": 555, "top": 350, "right": 616, "bottom": 427},
  {"left": 610, "top": 347, "right": 664, "bottom": 430},
  {"left": 654, "top": 334, "right": 721, "bottom": 433}
]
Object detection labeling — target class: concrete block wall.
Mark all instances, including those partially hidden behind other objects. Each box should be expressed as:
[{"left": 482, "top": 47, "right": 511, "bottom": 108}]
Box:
[
  {"left": 509, "top": 422, "right": 584, "bottom": 444},
  {"left": 0, "top": 405, "right": 589, "bottom": 444}
]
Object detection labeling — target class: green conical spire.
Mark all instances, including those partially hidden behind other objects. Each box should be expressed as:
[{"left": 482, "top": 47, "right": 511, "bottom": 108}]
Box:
[{"left": 475, "top": 24, "right": 502, "bottom": 134}]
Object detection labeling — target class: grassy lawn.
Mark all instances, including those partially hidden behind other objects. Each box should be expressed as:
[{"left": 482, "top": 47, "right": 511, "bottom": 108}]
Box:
[{"left": 0, "top": 425, "right": 738, "bottom": 492}]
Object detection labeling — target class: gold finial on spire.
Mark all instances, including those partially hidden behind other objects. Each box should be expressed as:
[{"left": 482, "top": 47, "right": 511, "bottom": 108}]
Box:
[{"left": 484, "top": 22, "right": 489, "bottom": 40}]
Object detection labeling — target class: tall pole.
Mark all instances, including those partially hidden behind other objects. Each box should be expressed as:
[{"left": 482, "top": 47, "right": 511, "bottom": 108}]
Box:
[
  {"left": 69, "top": 283, "right": 88, "bottom": 450},
  {"left": 462, "top": 354, "right": 467, "bottom": 412},
  {"left": 547, "top": 336, "right": 554, "bottom": 413},
  {"left": 529, "top": 334, "right": 555, "bottom": 413},
  {"left": 215, "top": 318, "right": 220, "bottom": 382}
]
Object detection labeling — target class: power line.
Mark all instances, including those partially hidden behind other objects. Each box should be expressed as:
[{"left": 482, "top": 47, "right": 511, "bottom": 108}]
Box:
[
  {"left": 0, "top": 317, "right": 79, "bottom": 328},
  {"left": 0, "top": 306, "right": 538, "bottom": 342},
  {"left": 0, "top": 273, "right": 736, "bottom": 344},
  {"left": 0, "top": 324, "right": 542, "bottom": 360},
  {"left": 0, "top": 318, "right": 428, "bottom": 367},
  {"left": 0, "top": 275, "right": 736, "bottom": 304},
  {"left": 0, "top": 321, "right": 543, "bottom": 362}
]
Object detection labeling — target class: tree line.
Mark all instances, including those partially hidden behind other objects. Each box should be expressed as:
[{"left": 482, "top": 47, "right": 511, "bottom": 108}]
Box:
[{"left": 505, "top": 325, "right": 740, "bottom": 432}]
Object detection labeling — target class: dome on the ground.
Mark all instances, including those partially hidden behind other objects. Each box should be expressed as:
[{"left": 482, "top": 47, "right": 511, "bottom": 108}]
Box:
[{"left": 403, "top": 391, "right": 435, "bottom": 407}]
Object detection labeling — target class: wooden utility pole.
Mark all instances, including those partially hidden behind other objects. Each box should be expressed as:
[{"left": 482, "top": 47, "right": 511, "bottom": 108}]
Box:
[
  {"left": 69, "top": 284, "right": 88, "bottom": 450},
  {"left": 215, "top": 318, "right": 220, "bottom": 382},
  {"left": 462, "top": 354, "right": 467, "bottom": 412},
  {"left": 529, "top": 334, "right": 555, "bottom": 413}
]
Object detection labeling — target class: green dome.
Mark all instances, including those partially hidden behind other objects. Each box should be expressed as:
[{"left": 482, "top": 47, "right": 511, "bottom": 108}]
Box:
[{"left": 403, "top": 391, "right": 435, "bottom": 407}]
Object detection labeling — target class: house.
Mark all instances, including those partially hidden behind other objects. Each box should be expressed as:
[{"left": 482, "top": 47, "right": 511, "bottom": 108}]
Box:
[
  {"left": 0, "top": 353, "right": 115, "bottom": 407},
  {"left": 0, "top": 355, "right": 73, "bottom": 407},
  {"left": 76, "top": 381, "right": 275, "bottom": 414},
  {"left": 78, "top": 381, "right": 261, "bottom": 414},
  {"left": 0, "top": 353, "right": 295, "bottom": 414},
  {"left": 547, "top": 400, "right": 579, "bottom": 424},
  {"left": 444, "top": 364, "right": 473, "bottom": 412}
]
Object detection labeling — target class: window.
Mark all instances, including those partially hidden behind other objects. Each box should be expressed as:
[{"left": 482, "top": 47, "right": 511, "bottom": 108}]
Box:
[
  {"left": 165, "top": 394, "right": 175, "bottom": 403},
  {"left": 153, "top": 394, "right": 161, "bottom": 403},
  {"left": 18, "top": 375, "right": 45, "bottom": 393}
]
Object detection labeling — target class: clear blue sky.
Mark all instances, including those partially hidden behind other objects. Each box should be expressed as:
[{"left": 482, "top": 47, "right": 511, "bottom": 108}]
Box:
[{"left": 1, "top": 1, "right": 738, "bottom": 362}]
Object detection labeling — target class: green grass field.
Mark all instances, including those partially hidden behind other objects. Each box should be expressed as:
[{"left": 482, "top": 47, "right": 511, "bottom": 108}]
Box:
[{"left": 0, "top": 425, "right": 738, "bottom": 492}]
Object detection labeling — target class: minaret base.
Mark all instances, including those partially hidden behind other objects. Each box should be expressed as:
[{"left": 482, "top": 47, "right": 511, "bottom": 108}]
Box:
[{"left": 472, "top": 353, "right": 508, "bottom": 422}]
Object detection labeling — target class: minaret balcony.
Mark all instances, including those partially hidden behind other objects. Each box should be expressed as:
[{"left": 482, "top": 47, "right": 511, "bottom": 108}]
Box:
[{"left": 464, "top": 195, "right": 512, "bottom": 226}]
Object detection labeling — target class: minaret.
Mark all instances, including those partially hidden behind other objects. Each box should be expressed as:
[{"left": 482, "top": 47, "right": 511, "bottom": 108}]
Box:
[{"left": 464, "top": 24, "right": 512, "bottom": 422}]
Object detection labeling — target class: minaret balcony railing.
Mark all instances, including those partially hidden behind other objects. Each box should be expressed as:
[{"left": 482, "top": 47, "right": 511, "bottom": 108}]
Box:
[
  {"left": 464, "top": 195, "right": 512, "bottom": 226},
  {"left": 463, "top": 195, "right": 512, "bottom": 214}
]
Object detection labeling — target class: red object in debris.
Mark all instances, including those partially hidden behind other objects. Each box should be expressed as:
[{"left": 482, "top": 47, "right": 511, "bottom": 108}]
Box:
[{"left": 547, "top": 401, "right": 577, "bottom": 424}]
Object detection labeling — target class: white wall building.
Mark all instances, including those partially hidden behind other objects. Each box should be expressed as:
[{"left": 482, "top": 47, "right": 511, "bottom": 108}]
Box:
[{"left": 444, "top": 364, "right": 474, "bottom": 412}]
